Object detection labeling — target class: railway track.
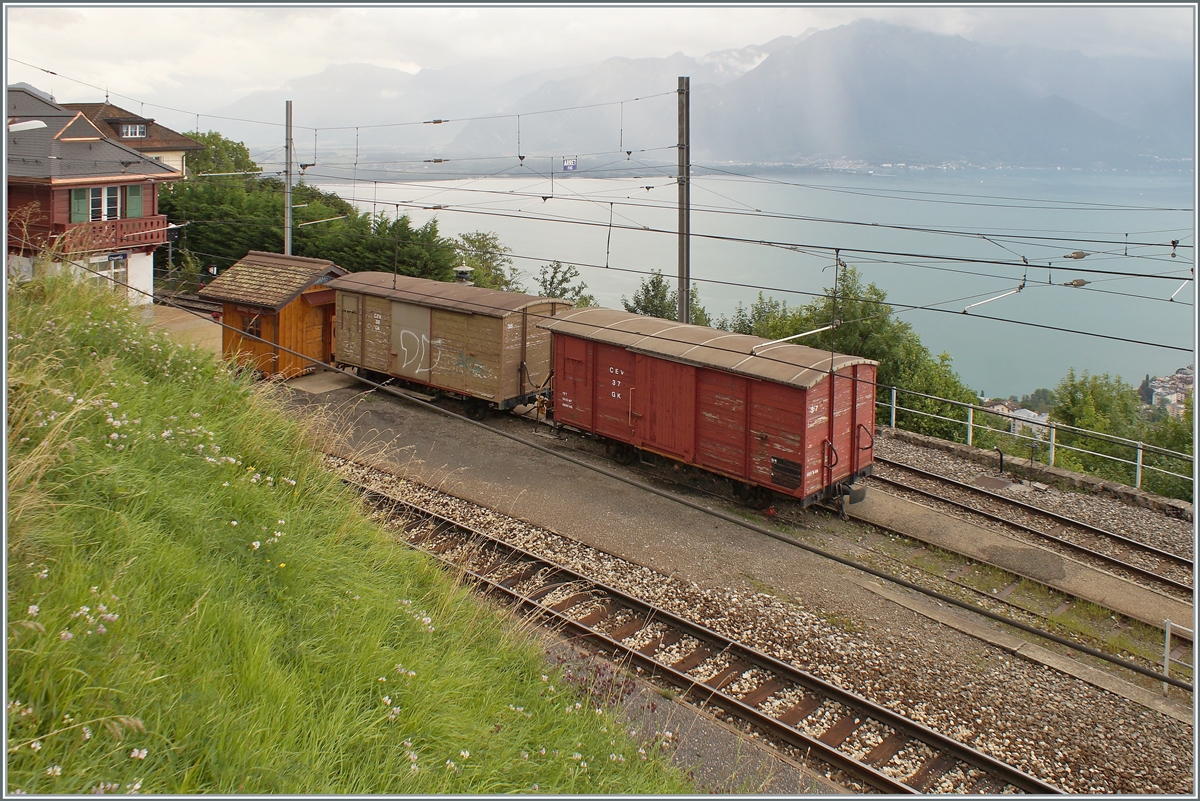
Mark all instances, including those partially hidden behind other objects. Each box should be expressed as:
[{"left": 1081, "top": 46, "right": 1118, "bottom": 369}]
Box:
[
  {"left": 869, "top": 457, "right": 1194, "bottom": 600},
  {"left": 350, "top": 477, "right": 1062, "bottom": 795},
  {"left": 156, "top": 292, "right": 221, "bottom": 315}
]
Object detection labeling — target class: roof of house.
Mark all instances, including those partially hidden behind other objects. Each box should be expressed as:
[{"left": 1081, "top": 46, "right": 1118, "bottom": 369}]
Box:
[
  {"left": 327, "top": 270, "right": 563, "bottom": 318},
  {"left": 60, "top": 102, "right": 203, "bottom": 153},
  {"left": 537, "top": 307, "right": 876, "bottom": 390},
  {"left": 7, "top": 87, "right": 181, "bottom": 182},
  {"left": 197, "top": 251, "right": 347, "bottom": 311}
]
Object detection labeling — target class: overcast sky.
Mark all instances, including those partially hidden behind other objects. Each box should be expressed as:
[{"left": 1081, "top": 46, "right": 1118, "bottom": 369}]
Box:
[{"left": 5, "top": 4, "right": 1196, "bottom": 123}]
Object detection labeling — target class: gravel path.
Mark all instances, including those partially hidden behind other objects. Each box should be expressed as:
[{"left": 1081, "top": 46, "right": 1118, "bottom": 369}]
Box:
[{"left": 333, "top": 455, "right": 1195, "bottom": 795}]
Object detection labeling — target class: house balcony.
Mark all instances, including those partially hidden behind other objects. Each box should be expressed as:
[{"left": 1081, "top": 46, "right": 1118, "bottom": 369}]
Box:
[{"left": 51, "top": 215, "right": 170, "bottom": 252}]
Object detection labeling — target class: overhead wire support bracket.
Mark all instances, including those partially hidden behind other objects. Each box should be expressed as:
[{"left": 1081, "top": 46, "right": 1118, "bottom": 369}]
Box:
[
  {"left": 751, "top": 322, "right": 841, "bottom": 356},
  {"left": 962, "top": 280, "right": 1025, "bottom": 314}
]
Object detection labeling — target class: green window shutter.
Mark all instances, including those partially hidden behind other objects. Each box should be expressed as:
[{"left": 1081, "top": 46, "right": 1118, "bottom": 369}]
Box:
[
  {"left": 126, "top": 185, "right": 143, "bottom": 218},
  {"left": 70, "top": 188, "right": 88, "bottom": 223}
]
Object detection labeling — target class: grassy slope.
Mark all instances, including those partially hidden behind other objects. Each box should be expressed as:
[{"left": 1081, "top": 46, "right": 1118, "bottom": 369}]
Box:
[{"left": 5, "top": 277, "right": 692, "bottom": 794}]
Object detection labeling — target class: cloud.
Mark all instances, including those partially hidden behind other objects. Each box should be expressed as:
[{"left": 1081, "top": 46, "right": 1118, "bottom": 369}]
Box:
[{"left": 5, "top": 5, "right": 1192, "bottom": 118}]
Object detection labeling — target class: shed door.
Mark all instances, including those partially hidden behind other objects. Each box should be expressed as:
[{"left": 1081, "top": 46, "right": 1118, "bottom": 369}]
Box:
[
  {"left": 303, "top": 302, "right": 326, "bottom": 363},
  {"left": 390, "top": 301, "right": 431, "bottom": 380},
  {"left": 592, "top": 344, "right": 637, "bottom": 442},
  {"left": 633, "top": 354, "right": 695, "bottom": 461}
]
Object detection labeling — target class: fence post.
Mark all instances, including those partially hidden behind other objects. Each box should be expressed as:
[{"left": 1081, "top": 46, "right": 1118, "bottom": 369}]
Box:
[
  {"left": 1136, "top": 442, "right": 1144, "bottom": 489},
  {"left": 890, "top": 387, "right": 897, "bottom": 428},
  {"left": 1048, "top": 423, "right": 1055, "bottom": 467},
  {"left": 966, "top": 405, "right": 973, "bottom": 447},
  {"left": 1163, "top": 619, "right": 1172, "bottom": 695}
]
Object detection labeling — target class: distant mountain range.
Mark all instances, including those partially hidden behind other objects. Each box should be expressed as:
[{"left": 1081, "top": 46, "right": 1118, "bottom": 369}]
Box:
[{"left": 206, "top": 20, "right": 1192, "bottom": 172}]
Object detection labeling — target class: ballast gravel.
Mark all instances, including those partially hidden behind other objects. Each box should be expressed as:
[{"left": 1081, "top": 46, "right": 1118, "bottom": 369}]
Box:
[{"left": 332, "top": 455, "right": 1194, "bottom": 794}]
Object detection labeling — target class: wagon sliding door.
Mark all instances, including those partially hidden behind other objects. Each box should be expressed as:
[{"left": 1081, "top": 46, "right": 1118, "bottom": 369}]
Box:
[
  {"left": 336, "top": 292, "right": 362, "bottom": 364},
  {"left": 632, "top": 354, "right": 695, "bottom": 462},
  {"left": 389, "top": 301, "right": 431, "bottom": 381},
  {"left": 591, "top": 344, "right": 637, "bottom": 442}
]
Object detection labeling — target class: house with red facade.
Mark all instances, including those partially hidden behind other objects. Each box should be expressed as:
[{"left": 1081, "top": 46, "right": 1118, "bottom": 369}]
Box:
[
  {"left": 6, "top": 86, "right": 182, "bottom": 304},
  {"left": 60, "top": 101, "right": 203, "bottom": 175}
]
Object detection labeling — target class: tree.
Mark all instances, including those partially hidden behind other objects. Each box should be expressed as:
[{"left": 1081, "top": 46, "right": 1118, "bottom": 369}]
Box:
[
  {"left": 621, "top": 270, "right": 711, "bottom": 325},
  {"left": 181, "top": 131, "right": 259, "bottom": 177},
  {"left": 1050, "top": 369, "right": 1141, "bottom": 437},
  {"left": 535, "top": 261, "right": 596, "bottom": 307},
  {"left": 1138, "top": 374, "right": 1154, "bottom": 405},
  {"left": 1020, "top": 388, "right": 1055, "bottom": 414},
  {"left": 157, "top": 131, "right": 460, "bottom": 283},
  {"left": 622, "top": 270, "right": 674, "bottom": 318},
  {"left": 716, "top": 266, "right": 978, "bottom": 440},
  {"left": 456, "top": 231, "right": 524, "bottom": 292}
]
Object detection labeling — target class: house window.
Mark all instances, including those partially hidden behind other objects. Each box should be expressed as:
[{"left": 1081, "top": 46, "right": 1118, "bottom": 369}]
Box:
[
  {"left": 88, "top": 259, "right": 128, "bottom": 298},
  {"left": 89, "top": 186, "right": 120, "bottom": 221},
  {"left": 121, "top": 124, "right": 147, "bottom": 138},
  {"left": 73, "top": 186, "right": 142, "bottom": 222}
]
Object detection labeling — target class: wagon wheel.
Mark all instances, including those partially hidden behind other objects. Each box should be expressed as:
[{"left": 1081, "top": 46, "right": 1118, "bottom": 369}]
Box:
[
  {"left": 463, "top": 399, "right": 491, "bottom": 421},
  {"left": 605, "top": 441, "right": 638, "bottom": 465},
  {"left": 743, "top": 485, "right": 773, "bottom": 510}
]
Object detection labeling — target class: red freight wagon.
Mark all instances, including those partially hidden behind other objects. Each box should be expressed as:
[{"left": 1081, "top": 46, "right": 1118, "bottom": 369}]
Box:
[{"left": 538, "top": 308, "right": 877, "bottom": 507}]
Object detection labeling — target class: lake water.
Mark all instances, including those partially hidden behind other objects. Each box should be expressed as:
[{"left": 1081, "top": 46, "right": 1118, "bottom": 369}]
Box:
[{"left": 316, "top": 167, "right": 1195, "bottom": 397}]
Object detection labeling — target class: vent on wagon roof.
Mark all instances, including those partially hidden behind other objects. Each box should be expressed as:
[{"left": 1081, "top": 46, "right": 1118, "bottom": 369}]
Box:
[{"left": 537, "top": 306, "right": 876, "bottom": 390}]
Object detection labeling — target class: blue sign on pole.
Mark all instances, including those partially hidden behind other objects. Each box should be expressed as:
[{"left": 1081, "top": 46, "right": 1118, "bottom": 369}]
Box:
[{"left": 562, "top": 157, "right": 577, "bottom": 172}]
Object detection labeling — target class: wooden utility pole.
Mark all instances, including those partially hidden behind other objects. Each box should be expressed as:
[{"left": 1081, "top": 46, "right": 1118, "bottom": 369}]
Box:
[
  {"left": 677, "top": 76, "right": 690, "bottom": 324},
  {"left": 284, "top": 100, "right": 293, "bottom": 255}
]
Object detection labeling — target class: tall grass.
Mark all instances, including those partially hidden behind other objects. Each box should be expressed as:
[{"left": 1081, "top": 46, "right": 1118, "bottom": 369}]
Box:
[{"left": 6, "top": 276, "right": 692, "bottom": 794}]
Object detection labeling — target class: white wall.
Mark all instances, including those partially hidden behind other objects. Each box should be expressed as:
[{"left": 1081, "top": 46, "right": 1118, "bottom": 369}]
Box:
[
  {"left": 126, "top": 250, "right": 154, "bottom": 305},
  {"left": 7, "top": 249, "right": 154, "bottom": 305}
]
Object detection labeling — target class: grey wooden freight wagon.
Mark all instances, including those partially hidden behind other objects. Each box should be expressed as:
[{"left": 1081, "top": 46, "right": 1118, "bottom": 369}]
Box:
[{"left": 329, "top": 271, "right": 572, "bottom": 413}]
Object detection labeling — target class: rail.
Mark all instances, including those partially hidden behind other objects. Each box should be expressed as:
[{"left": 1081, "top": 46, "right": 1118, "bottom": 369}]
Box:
[{"left": 882, "top": 386, "right": 1193, "bottom": 491}]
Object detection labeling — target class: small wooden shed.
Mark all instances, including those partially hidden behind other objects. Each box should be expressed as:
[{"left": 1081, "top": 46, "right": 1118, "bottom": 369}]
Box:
[{"left": 198, "top": 251, "right": 347, "bottom": 378}]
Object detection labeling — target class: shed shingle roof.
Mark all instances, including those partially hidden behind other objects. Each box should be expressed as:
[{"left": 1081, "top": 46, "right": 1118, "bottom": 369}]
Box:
[
  {"left": 537, "top": 307, "right": 876, "bottom": 390},
  {"left": 198, "top": 251, "right": 347, "bottom": 310},
  {"left": 327, "top": 271, "right": 564, "bottom": 318}
]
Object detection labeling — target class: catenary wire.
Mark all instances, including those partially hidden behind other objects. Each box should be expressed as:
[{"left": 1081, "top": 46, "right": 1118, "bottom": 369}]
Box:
[{"left": 162, "top": 215, "right": 1192, "bottom": 351}]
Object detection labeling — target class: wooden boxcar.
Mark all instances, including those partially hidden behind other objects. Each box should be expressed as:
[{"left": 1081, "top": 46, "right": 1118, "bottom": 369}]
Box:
[
  {"left": 198, "top": 251, "right": 346, "bottom": 378},
  {"left": 539, "top": 307, "right": 878, "bottom": 506},
  {"left": 329, "top": 271, "right": 572, "bottom": 413}
]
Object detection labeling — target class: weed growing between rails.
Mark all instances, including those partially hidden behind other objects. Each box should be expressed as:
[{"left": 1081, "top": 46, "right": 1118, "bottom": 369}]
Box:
[{"left": 5, "top": 276, "right": 692, "bottom": 795}]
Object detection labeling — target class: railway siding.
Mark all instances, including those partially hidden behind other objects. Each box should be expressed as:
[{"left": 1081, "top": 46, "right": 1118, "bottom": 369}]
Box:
[
  {"left": 883, "top": 428, "right": 1193, "bottom": 521},
  {"left": 850, "top": 489, "right": 1192, "bottom": 630}
]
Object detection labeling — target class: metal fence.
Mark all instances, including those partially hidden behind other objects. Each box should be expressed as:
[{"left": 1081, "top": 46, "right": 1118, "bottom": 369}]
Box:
[
  {"left": 1163, "top": 620, "right": 1194, "bottom": 695},
  {"left": 882, "top": 386, "right": 1194, "bottom": 490}
]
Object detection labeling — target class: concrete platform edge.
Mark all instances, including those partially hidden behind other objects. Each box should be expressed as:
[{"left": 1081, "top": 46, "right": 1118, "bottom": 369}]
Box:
[{"left": 853, "top": 577, "right": 1193, "bottom": 725}]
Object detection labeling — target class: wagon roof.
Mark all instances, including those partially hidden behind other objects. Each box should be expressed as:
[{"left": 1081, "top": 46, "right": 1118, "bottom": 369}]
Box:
[
  {"left": 198, "top": 251, "right": 346, "bottom": 311},
  {"left": 537, "top": 307, "right": 877, "bottom": 390},
  {"left": 327, "top": 271, "right": 566, "bottom": 318}
]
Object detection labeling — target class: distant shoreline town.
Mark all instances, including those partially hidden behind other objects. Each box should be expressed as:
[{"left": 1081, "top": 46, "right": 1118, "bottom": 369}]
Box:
[{"left": 1145, "top": 365, "right": 1194, "bottom": 420}]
